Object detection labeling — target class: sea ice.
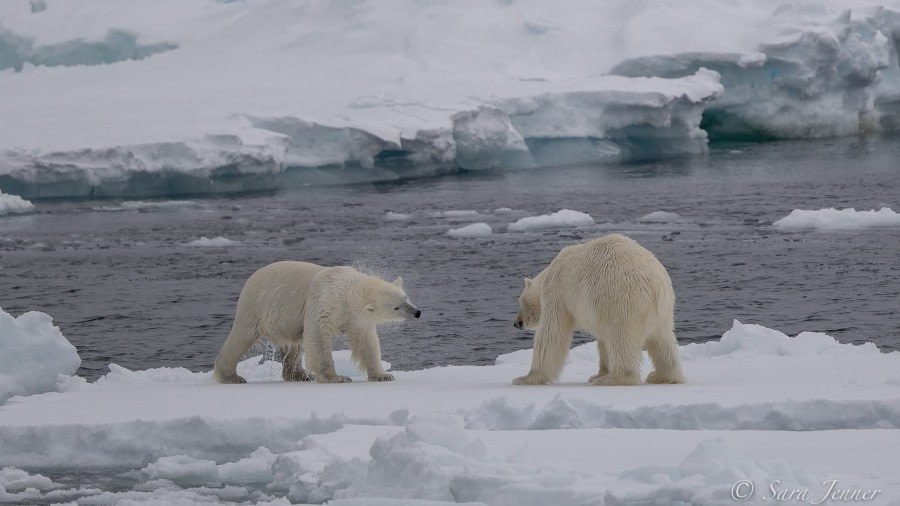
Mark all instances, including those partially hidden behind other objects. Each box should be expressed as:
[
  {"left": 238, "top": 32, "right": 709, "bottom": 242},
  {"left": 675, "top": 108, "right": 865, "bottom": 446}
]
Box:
[
  {"left": 508, "top": 209, "right": 595, "bottom": 231},
  {"left": 0, "top": 190, "right": 34, "bottom": 215},
  {"left": 4, "top": 1, "right": 897, "bottom": 198},
  {"left": 639, "top": 211, "right": 683, "bottom": 223},
  {"left": 0, "top": 308, "right": 80, "bottom": 405},
  {"left": 0, "top": 308, "right": 899, "bottom": 503},
  {"left": 185, "top": 236, "right": 242, "bottom": 247},
  {"left": 774, "top": 207, "right": 900, "bottom": 231},
  {"left": 447, "top": 223, "right": 493, "bottom": 238}
]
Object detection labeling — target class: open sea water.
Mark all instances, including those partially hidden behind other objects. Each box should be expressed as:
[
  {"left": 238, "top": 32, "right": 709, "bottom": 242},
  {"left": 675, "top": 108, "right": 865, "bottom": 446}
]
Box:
[{"left": 1, "top": 137, "right": 899, "bottom": 382}]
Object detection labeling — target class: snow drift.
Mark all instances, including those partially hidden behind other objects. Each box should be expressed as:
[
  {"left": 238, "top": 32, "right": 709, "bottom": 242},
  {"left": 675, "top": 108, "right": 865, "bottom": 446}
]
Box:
[{"left": 1, "top": 0, "right": 899, "bottom": 199}]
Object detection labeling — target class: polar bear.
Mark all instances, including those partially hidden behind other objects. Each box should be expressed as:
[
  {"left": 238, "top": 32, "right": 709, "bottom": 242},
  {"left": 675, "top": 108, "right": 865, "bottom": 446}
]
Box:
[
  {"left": 213, "top": 261, "right": 421, "bottom": 384},
  {"left": 512, "top": 234, "right": 685, "bottom": 386}
]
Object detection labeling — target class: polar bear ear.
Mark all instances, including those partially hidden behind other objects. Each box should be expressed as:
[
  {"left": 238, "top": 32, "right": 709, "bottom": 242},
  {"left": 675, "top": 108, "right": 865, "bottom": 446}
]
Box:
[
  {"left": 392, "top": 276, "right": 403, "bottom": 288},
  {"left": 365, "top": 303, "right": 376, "bottom": 312},
  {"left": 524, "top": 277, "right": 532, "bottom": 288}
]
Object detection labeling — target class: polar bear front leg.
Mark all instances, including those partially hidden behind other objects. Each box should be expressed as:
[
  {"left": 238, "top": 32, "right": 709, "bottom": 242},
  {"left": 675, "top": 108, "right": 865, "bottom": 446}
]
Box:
[
  {"left": 280, "top": 344, "right": 313, "bottom": 382},
  {"left": 513, "top": 308, "right": 574, "bottom": 385},
  {"left": 303, "top": 317, "right": 351, "bottom": 383},
  {"left": 349, "top": 325, "right": 393, "bottom": 382}
]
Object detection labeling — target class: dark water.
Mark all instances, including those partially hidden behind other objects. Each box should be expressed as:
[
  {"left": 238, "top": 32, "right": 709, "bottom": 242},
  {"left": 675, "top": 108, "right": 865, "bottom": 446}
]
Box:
[{"left": 1, "top": 137, "right": 899, "bottom": 381}]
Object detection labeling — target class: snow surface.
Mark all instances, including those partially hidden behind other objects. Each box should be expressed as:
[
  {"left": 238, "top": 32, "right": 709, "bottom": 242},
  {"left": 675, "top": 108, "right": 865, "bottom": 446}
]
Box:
[
  {"left": 185, "top": 236, "right": 241, "bottom": 247},
  {"left": 508, "top": 209, "right": 595, "bottom": 231},
  {"left": 446, "top": 223, "right": 493, "bottom": 238},
  {"left": 0, "top": 190, "right": 34, "bottom": 215},
  {"left": 0, "top": 307, "right": 79, "bottom": 405},
  {"left": 774, "top": 207, "right": 900, "bottom": 231},
  {"left": 2, "top": 1, "right": 899, "bottom": 198},
  {"left": 1, "top": 307, "right": 899, "bottom": 504}
]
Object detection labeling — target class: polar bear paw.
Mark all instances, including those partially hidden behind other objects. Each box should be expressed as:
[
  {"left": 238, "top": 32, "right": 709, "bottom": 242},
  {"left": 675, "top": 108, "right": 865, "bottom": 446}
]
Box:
[
  {"left": 512, "top": 374, "right": 550, "bottom": 385},
  {"left": 218, "top": 374, "right": 247, "bottom": 384},
  {"left": 587, "top": 372, "right": 607, "bottom": 383},
  {"left": 317, "top": 374, "right": 353, "bottom": 384},
  {"left": 590, "top": 374, "right": 641, "bottom": 386},
  {"left": 369, "top": 372, "right": 395, "bottom": 382},
  {"left": 645, "top": 370, "right": 686, "bottom": 384}
]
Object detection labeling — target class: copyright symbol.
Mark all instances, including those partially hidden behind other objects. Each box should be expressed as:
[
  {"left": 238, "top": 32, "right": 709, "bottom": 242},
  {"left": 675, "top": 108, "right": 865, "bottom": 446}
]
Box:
[{"left": 731, "top": 480, "right": 754, "bottom": 501}]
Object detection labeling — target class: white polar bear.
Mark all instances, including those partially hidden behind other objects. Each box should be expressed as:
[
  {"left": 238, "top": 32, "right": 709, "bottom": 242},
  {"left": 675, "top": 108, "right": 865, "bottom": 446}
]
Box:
[
  {"left": 512, "top": 234, "right": 685, "bottom": 386},
  {"left": 213, "top": 261, "right": 421, "bottom": 384}
]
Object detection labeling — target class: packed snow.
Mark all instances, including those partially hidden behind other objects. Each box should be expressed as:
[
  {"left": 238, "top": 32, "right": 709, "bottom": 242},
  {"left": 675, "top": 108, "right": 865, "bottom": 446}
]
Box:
[
  {"left": 2, "top": 1, "right": 899, "bottom": 198},
  {"left": 508, "top": 209, "right": 595, "bottom": 231},
  {"left": 774, "top": 207, "right": 900, "bottom": 231},
  {"left": 0, "top": 189, "right": 34, "bottom": 215},
  {"left": 185, "top": 236, "right": 242, "bottom": 247},
  {"left": 1, "top": 304, "right": 898, "bottom": 504},
  {"left": 0, "top": 308, "right": 79, "bottom": 405},
  {"left": 447, "top": 223, "right": 493, "bottom": 238}
]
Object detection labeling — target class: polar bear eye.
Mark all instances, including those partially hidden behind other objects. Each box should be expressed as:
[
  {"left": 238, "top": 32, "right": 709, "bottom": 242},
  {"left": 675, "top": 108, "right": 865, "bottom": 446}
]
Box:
[{"left": 394, "top": 307, "right": 400, "bottom": 311}]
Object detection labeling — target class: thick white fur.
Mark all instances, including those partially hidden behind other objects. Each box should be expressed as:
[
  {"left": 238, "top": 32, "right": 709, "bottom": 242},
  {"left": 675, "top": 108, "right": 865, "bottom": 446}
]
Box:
[
  {"left": 213, "top": 261, "right": 416, "bottom": 384},
  {"left": 513, "top": 234, "right": 686, "bottom": 386}
]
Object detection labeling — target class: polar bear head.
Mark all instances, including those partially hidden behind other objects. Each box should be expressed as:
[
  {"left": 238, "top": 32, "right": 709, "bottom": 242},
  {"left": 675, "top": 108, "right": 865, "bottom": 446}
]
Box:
[
  {"left": 514, "top": 276, "right": 541, "bottom": 330},
  {"left": 364, "top": 276, "right": 422, "bottom": 323}
]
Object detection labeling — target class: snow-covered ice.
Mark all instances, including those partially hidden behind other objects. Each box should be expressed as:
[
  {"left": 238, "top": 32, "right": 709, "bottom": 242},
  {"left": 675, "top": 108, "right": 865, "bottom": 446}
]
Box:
[
  {"left": 447, "top": 223, "right": 493, "bottom": 238},
  {"left": 185, "top": 236, "right": 241, "bottom": 247},
  {"left": 508, "top": 209, "right": 595, "bottom": 232},
  {"left": 0, "top": 308, "right": 79, "bottom": 405},
  {"left": 1, "top": 305, "right": 898, "bottom": 504},
  {"left": 774, "top": 207, "right": 900, "bottom": 231},
  {"left": 0, "top": 190, "right": 34, "bottom": 215},
  {"left": 2, "top": 1, "right": 899, "bottom": 198}
]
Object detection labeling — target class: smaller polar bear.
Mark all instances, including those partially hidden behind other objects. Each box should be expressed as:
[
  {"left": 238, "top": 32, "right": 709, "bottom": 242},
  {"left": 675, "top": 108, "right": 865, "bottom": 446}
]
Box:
[
  {"left": 513, "top": 234, "right": 685, "bottom": 386},
  {"left": 213, "top": 261, "right": 421, "bottom": 384}
]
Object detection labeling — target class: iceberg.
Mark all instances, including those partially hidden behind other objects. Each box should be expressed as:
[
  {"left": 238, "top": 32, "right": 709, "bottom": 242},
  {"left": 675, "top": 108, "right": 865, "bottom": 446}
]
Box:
[
  {"left": 0, "top": 189, "right": 34, "bottom": 215},
  {"left": 2, "top": 1, "right": 896, "bottom": 199}
]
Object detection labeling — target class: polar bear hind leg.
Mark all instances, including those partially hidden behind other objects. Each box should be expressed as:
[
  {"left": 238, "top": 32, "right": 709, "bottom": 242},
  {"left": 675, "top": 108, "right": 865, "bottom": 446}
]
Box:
[
  {"left": 213, "top": 316, "right": 259, "bottom": 384},
  {"left": 587, "top": 337, "right": 611, "bottom": 383},
  {"left": 590, "top": 331, "right": 643, "bottom": 386},
  {"left": 645, "top": 328, "right": 686, "bottom": 384}
]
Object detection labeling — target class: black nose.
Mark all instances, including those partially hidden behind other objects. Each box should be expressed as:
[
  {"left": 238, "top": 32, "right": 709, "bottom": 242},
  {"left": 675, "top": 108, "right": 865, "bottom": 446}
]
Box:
[
  {"left": 514, "top": 320, "right": 522, "bottom": 329},
  {"left": 414, "top": 310, "right": 421, "bottom": 318}
]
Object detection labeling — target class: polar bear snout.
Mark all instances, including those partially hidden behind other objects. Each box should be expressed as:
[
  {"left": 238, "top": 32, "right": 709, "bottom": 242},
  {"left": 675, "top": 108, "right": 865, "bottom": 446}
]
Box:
[{"left": 402, "top": 302, "right": 422, "bottom": 319}]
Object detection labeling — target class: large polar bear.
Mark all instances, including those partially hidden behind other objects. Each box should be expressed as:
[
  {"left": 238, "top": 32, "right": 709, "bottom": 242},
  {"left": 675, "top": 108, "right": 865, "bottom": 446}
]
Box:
[
  {"left": 213, "top": 261, "right": 421, "bottom": 384},
  {"left": 512, "top": 234, "right": 685, "bottom": 386}
]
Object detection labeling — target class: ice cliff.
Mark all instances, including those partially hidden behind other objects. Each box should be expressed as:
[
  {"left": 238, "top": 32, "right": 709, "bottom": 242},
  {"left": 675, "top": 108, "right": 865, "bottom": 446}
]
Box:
[{"left": 1, "top": 0, "right": 898, "bottom": 199}]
